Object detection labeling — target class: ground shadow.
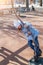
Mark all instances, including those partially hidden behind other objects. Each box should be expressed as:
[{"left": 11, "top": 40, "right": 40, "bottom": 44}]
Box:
[
  {"left": 0, "top": 44, "right": 28, "bottom": 65},
  {"left": 28, "top": 11, "right": 43, "bottom": 17},
  {"left": 34, "top": 25, "right": 43, "bottom": 35},
  {"left": 20, "top": 16, "right": 26, "bottom": 18},
  {"left": 28, "top": 57, "right": 43, "bottom": 65},
  {"left": 0, "top": 24, "right": 26, "bottom": 40}
]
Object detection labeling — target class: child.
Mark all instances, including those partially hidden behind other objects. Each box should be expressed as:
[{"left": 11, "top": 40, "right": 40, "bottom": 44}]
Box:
[{"left": 14, "top": 20, "right": 42, "bottom": 61}]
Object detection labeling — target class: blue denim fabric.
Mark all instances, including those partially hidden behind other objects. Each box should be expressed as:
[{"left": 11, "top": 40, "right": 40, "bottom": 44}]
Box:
[
  {"left": 28, "top": 37, "right": 40, "bottom": 56},
  {"left": 21, "top": 22, "right": 39, "bottom": 41}
]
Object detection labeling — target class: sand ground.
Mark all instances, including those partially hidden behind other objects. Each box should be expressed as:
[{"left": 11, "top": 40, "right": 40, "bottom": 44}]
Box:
[{"left": 0, "top": 11, "right": 43, "bottom": 65}]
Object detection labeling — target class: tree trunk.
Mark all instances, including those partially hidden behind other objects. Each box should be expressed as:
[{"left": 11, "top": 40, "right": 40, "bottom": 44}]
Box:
[
  {"left": 33, "top": 0, "right": 35, "bottom": 4},
  {"left": 11, "top": 0, "right": 14, "bottom": 13},
  {"left": 40, "top": 0, "right": 42, "bottom": 6},
  {"left": 26, "top": 0, "right": 29, "bottom": 11},
  {"left": 11, "top": 0, "right": 14, "bottom": 8}
]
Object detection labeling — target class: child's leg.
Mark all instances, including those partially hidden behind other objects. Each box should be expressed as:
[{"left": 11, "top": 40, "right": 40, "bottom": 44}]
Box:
[
  {"left": 34, "top": 36, "right": 39, "bottom": 48},
  {"left": 34, "top": 36, "right": 42, "bottom": 56},
  {"left": 28, "top": 40, "right": 35, "bottom": 51}
]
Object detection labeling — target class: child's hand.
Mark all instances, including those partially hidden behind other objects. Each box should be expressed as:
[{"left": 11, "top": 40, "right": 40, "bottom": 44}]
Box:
[{"left": 28, "top": 32, "right": 32, "bottom": 35}]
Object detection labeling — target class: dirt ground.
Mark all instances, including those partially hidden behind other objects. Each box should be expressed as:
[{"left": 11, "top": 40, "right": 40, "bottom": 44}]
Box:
[{"left": 0, "top": 12, "right": 43, "bottom": 65}]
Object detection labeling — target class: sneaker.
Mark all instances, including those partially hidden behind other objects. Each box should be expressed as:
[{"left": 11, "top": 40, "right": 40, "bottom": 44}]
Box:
[
  {"left": 34, "top": 55, "right": 39, "bottom": 62},
  {"left": 34, "top": 49, "right": 42, "bottom": 57}
]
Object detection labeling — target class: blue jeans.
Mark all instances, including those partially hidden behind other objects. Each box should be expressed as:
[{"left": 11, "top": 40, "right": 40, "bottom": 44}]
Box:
[{"left": 28, "top": 37, "right": 40, "bottom": 56}]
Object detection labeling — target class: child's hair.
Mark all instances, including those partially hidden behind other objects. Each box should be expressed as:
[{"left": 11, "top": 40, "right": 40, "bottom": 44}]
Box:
[{"left": 18, "top": 24, "right": 22, "bottom": 30}]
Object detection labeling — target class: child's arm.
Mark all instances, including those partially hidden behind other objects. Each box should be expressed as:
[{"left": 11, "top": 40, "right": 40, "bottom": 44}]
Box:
[{"left": 14, "top": 11, "right": 24, "bottom": 25}]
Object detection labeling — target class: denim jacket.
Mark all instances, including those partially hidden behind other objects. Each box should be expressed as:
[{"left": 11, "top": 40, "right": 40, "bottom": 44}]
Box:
[{"left": 21, "top": 21, "right": 39, "bottom": 41}]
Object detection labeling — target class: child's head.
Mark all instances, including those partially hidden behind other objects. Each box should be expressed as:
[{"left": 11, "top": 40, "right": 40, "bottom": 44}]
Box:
[{"left": 14, "top": 20, "right": 22, "bottom": 30}]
